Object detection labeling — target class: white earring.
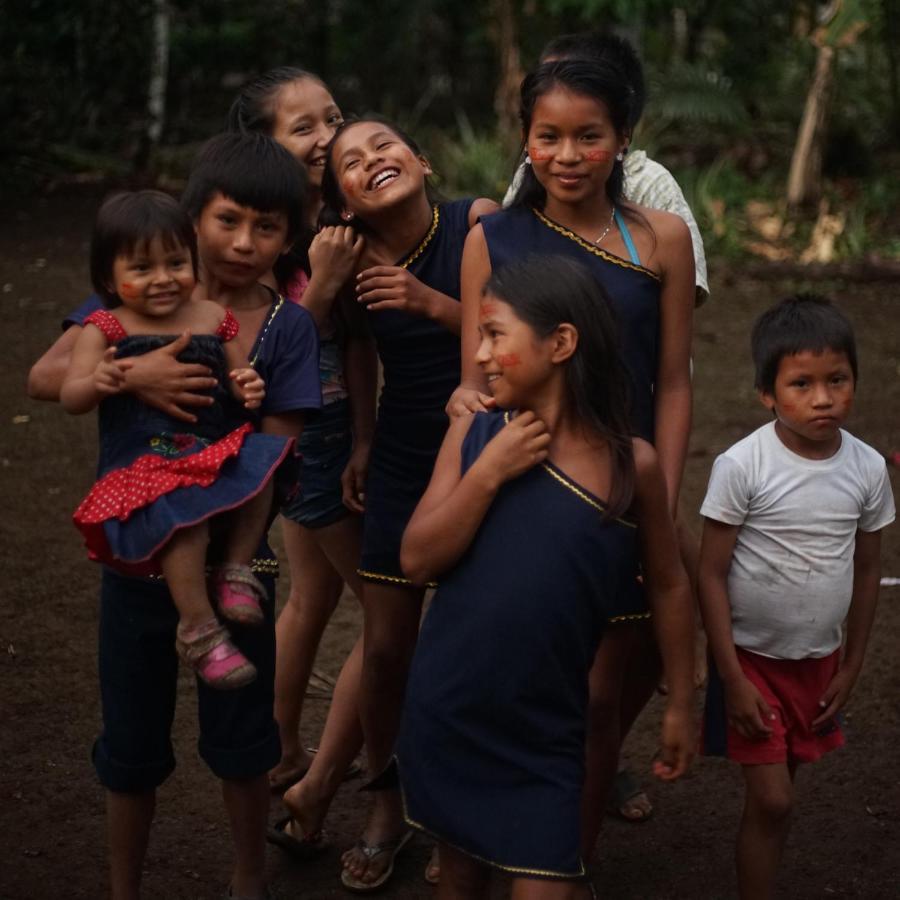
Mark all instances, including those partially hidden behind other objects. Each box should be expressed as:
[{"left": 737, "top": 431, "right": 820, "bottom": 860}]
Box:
[
  {"left": 524, "top": 154, "right": 532, "bottom": 165},
  {"left": 615, "top": 151, "right": 624, "bottom": 162},
  {"left": 341, "top": 211, "right": 354, "bottom": 222}
]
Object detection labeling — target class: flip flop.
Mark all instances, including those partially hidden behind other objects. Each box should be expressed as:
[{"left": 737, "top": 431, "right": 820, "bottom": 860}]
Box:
[
  {"left": 340, "top": 830, "right": 413, "bottom": 893},
  {"left": 607, "top": 769, "right": 653, "bottom": 822},
  {"left": 266, "top": 814, "right": 329, "bottom": 860}
]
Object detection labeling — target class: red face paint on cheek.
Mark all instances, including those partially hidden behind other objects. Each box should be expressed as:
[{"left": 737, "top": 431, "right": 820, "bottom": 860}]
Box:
[
  {"left": 584, "top": 149, "right": 613, "bottom": 162},
  {"left": 528, "top": 147, "right": 553, "bottom": 161},
  {"left": 496, "top": 353, "right": 521, "bottom": 368},
  {"left": 119, "top": 282, "right": 137, "bottom": 298}
]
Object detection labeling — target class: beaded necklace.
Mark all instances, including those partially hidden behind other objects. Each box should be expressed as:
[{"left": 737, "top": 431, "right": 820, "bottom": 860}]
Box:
[{"left": 399, "top": 204, "right": 440, "bottom": 270}]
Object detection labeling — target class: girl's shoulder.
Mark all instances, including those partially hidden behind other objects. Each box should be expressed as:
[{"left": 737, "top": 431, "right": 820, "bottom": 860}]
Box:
[
  {"left": 624, "top": 203, "right": 691, "bottom": 245},
  {"left": 84, "top": 308, "right": 126, "bottom": 344}
]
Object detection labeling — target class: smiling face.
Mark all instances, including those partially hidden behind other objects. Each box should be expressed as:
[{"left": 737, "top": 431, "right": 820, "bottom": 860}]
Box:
[
  {"left": 527, "top": 85, "right": 625, "bottom": 213},
  {"left": 760, "top": 349, "right": 855, "bottom": 458},
  {"left": 329, "top": 122, "right": 432, "bottom": 219},
  {"left": 475, "top": 294, "right": 560, "bottom": 409},
  {"left": 269, "top": 78, "right": 343, "bottom": 189},
  {"left": 194, "top": 192, "right": 290, "bottom": 289},
  {"left": 109, "top": 235, "right": 195, "bottom": 318}
]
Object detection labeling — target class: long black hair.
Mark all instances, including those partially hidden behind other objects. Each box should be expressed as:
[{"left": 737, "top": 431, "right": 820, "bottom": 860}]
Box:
[
  {"left": 511, "top": 59, "right": 634, "bottom": 215},
  {"left": 484, "top": 255, "right": 635, "bottom": 519},
  {"left": 319, "top": 116, "right": 437, "bottom": 232}
]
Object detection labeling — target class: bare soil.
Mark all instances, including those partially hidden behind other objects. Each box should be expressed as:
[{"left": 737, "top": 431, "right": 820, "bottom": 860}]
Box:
[{"left": 1, "top": 193, "right": 898, "bottom": 899}]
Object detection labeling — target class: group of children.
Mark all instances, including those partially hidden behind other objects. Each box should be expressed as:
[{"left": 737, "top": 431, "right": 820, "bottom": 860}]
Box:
[{"left": 27, "top": 29, "right": 894, "bottom": 900}]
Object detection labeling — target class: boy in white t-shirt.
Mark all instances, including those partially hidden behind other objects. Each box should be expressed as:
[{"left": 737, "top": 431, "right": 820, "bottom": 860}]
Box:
[{"left": 699, "top": 294, "right": 894, "bottom": 899}]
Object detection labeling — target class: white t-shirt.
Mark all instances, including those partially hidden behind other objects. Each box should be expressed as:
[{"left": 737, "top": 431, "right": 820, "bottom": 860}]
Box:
[
  {"left": 502, "top": 150, "right": 709, "bottom": 304},
  {"left": 700, "top": 421, "right": 895, "bottom": 659}
]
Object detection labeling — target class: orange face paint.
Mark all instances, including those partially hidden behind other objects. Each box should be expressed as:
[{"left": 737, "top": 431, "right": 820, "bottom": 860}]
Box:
[
  {"left": 584, "top": 149, "right": 613, "bottom": 162},
  {"left": 119, "top": 282, "right": 137, "bottom": 298},
  {"left": 528, "top": 147, "right": 553, "bottom": 161},
  {"left": 496, "top": 353, "right": 521, "bottom": 367}
]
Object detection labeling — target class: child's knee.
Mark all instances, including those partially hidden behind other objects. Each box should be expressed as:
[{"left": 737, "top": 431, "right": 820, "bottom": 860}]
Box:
[{"left": 747, "top": 781, "right": 793, "bottom": 824}]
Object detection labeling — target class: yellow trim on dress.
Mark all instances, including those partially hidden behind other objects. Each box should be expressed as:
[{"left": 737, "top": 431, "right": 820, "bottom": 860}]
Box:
[
  {"left": 148, "top": 557, "right": 279, "bottom": 581},
  {"left": 396, "top": 756, "right": 587, "bottom": 880},
  {"left": 358, "top": 568, "right": 437, "bottom": 589},
  {"left": 399, "top": 205, "right": 440, "bottom": 270},
  {"left": 531, "top": 207, "right": 661, "bottom": 282}
]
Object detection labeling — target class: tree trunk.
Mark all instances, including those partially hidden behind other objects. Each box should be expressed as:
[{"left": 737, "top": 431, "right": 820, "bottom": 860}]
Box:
[
  {"left": 786, "top": 43, "right": 834, "bottom": 208},
  {"left": 134, "top": 0, "right": 170, "bottom": 177},
  {"left": 490, "top": 0, "right": 523, "bottom": 152}
]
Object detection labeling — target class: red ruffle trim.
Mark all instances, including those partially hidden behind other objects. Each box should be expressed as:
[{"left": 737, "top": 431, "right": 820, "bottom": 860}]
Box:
[{"left": 74, "top": 422, "right": 254, "bottom": 525}]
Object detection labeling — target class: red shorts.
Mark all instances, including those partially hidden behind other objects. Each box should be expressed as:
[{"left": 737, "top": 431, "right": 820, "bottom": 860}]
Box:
[{"left": 703, "top": 647, "right": 845, "bottom": 765}]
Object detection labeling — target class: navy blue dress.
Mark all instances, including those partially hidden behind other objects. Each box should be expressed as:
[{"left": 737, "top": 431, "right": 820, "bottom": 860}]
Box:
[
  {"left": 360, "top": 199, "right": 474, "bottom": 584},
  {"left": 72, "top": 301, "right": 320, "bottom": 577},
  {"left": 480, "top": 206, "right": 661, "bottom": 443},
  {"left": 396, "top": 411, "right": 647, "bottom": 877}
]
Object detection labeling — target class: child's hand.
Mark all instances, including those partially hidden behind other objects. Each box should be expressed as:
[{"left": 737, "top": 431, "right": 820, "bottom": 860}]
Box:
[
  {"left": 480, "top": 410, "right": 551, "bottom": 484},
  {"left": 445, "top": 385, "right": 496, "bottom": 418},
  {"left": 231, "top": 368, "right": 266, "bottom": 409},
  {"left": 309, "top": 226, "right": 364, "bottom": 294},
  {"left": 652, "top": 703, "right": 695, "bottom": 781},
  {"left": 356, "top": 266, "right": 438, "bottom": 317},
  {"left": 812, "top": 666, "right": 857, "bottom": 729},
  {"left": 725, "top": 675, "right": 776, "bottom": 740},
  {"left": 94, "top": 347, "right": 132, "bottom": 396},
  {"left": 341, "top": 441, "right": 371, "bottom": 513}
]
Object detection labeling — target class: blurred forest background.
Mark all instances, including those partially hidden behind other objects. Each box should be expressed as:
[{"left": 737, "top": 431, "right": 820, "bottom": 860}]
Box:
[{"left": 4, "top": 0, "right": 900, "bottom": 265}]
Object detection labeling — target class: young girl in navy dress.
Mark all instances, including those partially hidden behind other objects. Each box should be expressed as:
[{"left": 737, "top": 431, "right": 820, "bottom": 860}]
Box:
[
  {"left": 397, "top": 256, "right": 694, "bottom": 898},
  {"left": 450, "top": 58, "right": 696, "bottom": 856},
  {"left": 300, "top": 117, "right": 496, "bottom": 890},
  {"left": 63, "top": 190, "right": 295, "bottom": 689}
]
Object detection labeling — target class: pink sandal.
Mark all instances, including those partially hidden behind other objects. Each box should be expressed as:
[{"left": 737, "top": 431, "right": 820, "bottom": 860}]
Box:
[
  {"left": 176, "top": 618, "right": 257, "bottom": 689},
  {"left": 214, "top": 564, "right": 266, "bottom": 626}
]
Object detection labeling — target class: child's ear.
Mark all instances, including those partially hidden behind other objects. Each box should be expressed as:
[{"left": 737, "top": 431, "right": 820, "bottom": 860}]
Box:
[
  {"left": 758, "top": 388, "right": 777, "bottom": 413},
  {"left": 418, "top": 155, "right": 433, "bottom": 177},
  {"left": 550, "top": 323, "right": 578, "bottom": 363}
]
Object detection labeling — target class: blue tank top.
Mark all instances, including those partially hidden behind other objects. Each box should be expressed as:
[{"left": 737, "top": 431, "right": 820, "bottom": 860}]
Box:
[
  {"left": 480, "top": 206, "right": 660, "bottom": 442},
  {"left": 367, "top": 198, "right": 474, "bottom": 416}
]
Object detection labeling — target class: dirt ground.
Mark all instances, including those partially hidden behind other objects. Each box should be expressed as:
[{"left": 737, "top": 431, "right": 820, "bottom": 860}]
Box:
[{"left": 1, "top": 192, "right": 898, "bottom": 899}]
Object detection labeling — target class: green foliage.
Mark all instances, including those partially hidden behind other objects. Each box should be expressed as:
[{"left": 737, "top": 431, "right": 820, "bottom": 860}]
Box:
[{"left": 426, "top": 113, "right": 516, "bottom": 202}]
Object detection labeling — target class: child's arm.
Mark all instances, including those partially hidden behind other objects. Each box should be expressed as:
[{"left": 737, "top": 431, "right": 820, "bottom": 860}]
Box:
[
  {"left": 400, "top": 411, "right": 550, "bottom": 585},
  {"left": 812, "top": 528, "right": 882, "bottom": 728},
  {"left": 698, "top": 517, "right": 775, "bottom": 740},
  {"left": 340, "top": 331, "right": 377, "bottom": 513},
  {"left": 632, "top": 439, "right": 695, "bottom": 781},
  {"left": 446, "top": 224, "right": 496, "bottom": 417},
  {"left": 650, "top": 211, "right": 694, "bottom": 515},
  {"left": 27, "top": 325, "right": 83, "bottom": 401},
  {"left": 60, "top": 326, "right": 133, "bottom": 413}
]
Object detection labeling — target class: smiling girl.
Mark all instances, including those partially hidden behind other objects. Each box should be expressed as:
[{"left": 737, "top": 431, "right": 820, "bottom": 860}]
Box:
[
  {"left": 305, "top": 117, "right": 496, "bottom": 891},
  {"left": 449, "top": 58, "right": 696, "bottom": 858}
]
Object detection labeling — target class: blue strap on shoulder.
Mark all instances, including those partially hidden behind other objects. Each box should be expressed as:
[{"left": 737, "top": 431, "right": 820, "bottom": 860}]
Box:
[{"left": 614, "top": 208, "right": 641, "bottom": 266}]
